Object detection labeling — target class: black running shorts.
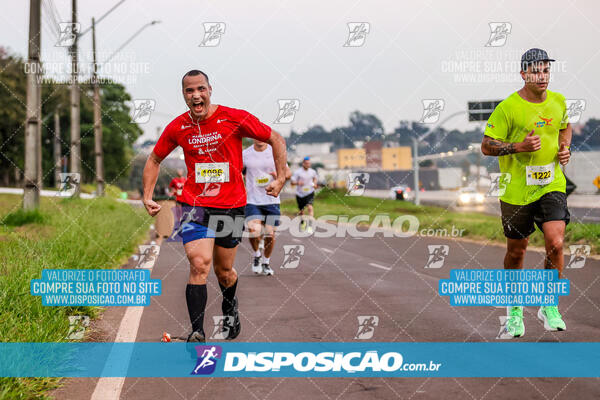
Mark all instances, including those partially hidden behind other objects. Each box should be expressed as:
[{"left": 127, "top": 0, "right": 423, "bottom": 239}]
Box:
[
  {"left": 500, "top": 191, "right": 570, "bottom": 239},
  {"left": 296, "top": 192, "right": 315, "bottom": 211}
]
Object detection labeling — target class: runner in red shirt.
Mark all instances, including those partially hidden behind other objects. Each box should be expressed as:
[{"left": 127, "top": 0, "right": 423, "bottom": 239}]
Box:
[
  {"left": 169, "top": 169, "right": 187, "bottom": 201},
  {"left": 142, "top": 70, "right": 287, "bottom": 342},
  {"left": 168, "top": 169, "right": 187, "bottom": 223}
]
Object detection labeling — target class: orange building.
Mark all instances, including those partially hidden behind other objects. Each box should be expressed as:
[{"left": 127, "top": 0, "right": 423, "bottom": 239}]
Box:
[{"left": 381, "top": 147, "right": 412, "bottom": 170}]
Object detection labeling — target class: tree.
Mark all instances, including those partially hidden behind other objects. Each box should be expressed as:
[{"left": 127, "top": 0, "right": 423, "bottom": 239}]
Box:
[
  {"left": 0, "top": 48, "right": 26, "bottom": 186},
  {"left": 0, "top": 45, "right": 143, "bottom": 188},
  {"left": 346, "top": 111, "right": 385, "bottom": 142},
  {"left": 391, "top": 120, "right": 428, "bottom": 146}
]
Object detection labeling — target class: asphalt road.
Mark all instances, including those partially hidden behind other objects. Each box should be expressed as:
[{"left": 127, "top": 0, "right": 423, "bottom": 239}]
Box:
[
  {"left": 422, "top": 199, "right": 600, "bottom": 224},
  {"left": 361, "top": 189, "right": 600, "bottom": 224},
  {"left": 57, "top": 220, "right": 600, "bottom": 399}
]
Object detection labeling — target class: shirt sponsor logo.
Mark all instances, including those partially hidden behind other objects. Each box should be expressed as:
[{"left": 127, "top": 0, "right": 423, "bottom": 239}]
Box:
[
  {"left": 535, "top": 116, "right": 553, "bottom": 128},
  {"left": 487, "top": 123, "right": 495, "bottom": 129},
  {"left": 188, "top": 132, "right": 222, "bottom": 145}
]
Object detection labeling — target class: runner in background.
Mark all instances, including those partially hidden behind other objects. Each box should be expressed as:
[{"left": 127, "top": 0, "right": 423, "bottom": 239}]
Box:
[
  {"left": 290, "top": 157, "right": 318, "bottom": 233},
  {"left": 169, "top": 168, "right": 187, "bottom": 224},
  {"left": 243, "top": 139, "right": 291, "bottom": 275}
]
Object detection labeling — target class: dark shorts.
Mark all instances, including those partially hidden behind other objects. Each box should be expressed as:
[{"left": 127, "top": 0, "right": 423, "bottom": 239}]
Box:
[
  {"left": 296, "top": 192, "right": 315, "bottom": 210},
  {"left": 179, "top": 205, "right": 245, "bottom": 248},
  {"left": 245, "top": 203, "right": 281, "bottom": 226},
  {"left": 500, "top": 191, "right": 570, "bottom": 239}
]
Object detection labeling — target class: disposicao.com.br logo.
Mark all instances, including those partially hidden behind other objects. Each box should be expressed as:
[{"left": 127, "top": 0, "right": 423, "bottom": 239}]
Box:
[{"left": 219, "top": 350, "right": 441, "bottom": 374}]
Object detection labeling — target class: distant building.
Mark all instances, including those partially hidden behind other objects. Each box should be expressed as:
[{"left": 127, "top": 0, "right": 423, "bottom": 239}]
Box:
[
  {"left": 293, "top": 142, "right": 332, "bottom": 157},
  {"left": 338, "top": 148, "right": 366, "bottom": 169},
  {"left": 289, "top": 142, "right": 334, "bottom": 166},
  {"left": 381, "top": 147, "right": 412, "bottom": 170},
  {"left": 364, "top": 141, "right": 383, "bottom": 168}
]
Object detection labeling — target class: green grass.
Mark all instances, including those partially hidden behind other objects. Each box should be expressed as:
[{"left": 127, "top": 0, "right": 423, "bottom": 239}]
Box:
[
  {"left": 281, "top": 188, "right": 600, "bottom": 252},
  {"left": 2, "top": 209, "right": 46, "bottom": 226},
  {"left": 80, "top": 183, "right": 124, "bottom": 199},
  {"left": 0, "top": 194, "right": 152, "bottom": 399}
]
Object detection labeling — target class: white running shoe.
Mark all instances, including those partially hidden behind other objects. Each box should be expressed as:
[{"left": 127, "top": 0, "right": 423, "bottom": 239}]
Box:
[
  {"left": 252, "top": 256, "right": 261, "bottom": 274},
  {"left": 262, "top": 263, "right": 274, "bottom": 276}
]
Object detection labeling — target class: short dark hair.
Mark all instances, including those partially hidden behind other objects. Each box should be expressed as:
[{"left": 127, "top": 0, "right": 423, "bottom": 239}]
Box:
[{"left": 181, "top": 70, "right": 210, "bottom": 87}]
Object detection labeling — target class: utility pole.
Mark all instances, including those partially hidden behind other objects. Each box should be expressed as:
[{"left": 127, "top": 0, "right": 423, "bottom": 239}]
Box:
[
  {"left": 412, "top": 137, "right": 419, "bottom": 205},
  {"left": 92, "top": 17, "right": 104, "bottom": 196},
  {"left": 69, "top": 0, "right": 81, "bottom": 197},
  {"left": 36, "top": 59, "right": 42, "bottom": 191},
  {"left": 54, "top": 110, "right": 61, "bottom": 187},
  {"left": 24, "top": 0, "right": 41, "bottom": 210}
]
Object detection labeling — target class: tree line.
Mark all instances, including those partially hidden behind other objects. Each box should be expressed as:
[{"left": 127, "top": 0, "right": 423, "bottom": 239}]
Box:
[
  {"left": 0, "top": 47, "right": 142, "bottom": 188},
  {"left": 288, "top": 111, "right": 599, "bottom": 154}
]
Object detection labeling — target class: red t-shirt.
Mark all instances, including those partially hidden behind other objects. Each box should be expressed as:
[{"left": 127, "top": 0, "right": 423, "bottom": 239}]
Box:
[
  {"left": 169, "top": 176, "right": 187, "bottom": 202},
  {"left": 153, "top": 105, "right": 272, "bottom": 208}
]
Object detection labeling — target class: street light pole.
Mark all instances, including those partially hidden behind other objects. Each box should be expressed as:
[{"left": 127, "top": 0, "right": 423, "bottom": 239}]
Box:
[
  {"left": 412, "top": 137, "right": 419, "bottom": 205},
  {"left": 24, "top": 0, "right": 41, "bottom": 210},
  {"left": 54, "top": 110, "right": 61, "bottom": 187},
  {"left": 69, "top": 0, "right": 81, "bottom": 197},
  {"left": 413, "top": 110, "right": 467, "bottom": 206},
  {"left": 103, "top": 20, "right": 161, "bottom": 64},
  {"left": 91, "top": 17, "right": 104, "bottom": 196}
]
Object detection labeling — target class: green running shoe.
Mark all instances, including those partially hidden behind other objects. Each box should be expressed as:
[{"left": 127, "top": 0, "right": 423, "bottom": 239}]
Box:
[
  {"left": 538, "top": 306, "right": 566, "bottom": 331},
  {"left": 504, "top": 306, "right": 524, "bottom": 338}
]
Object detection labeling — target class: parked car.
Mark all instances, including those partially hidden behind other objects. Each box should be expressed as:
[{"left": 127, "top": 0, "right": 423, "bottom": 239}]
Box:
[
  {"left": 389, "top": 185, "right": 414, "bottom": 201},
  {"left": 457, "top": 187, "right": 484, "bottom": 206}
]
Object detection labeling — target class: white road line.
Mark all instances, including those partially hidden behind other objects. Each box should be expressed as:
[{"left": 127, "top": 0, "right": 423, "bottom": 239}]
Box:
[
  {"left": 322, "top": 248, "right": 334, "bottom": 254},
  {"left": 91, "top": 240, "right": 162, "bottom": 400},
  {"left": 369, "top": 262, "right": 391, "bottom": 271},
  {"left": 291, "top": 238, "right": 302, "bottom": 243},
  {"left": 90, "top": 306, "right": 145, "bottom": 400}
]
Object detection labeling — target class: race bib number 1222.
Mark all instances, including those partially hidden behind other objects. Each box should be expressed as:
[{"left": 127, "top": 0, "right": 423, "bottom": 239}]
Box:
[{"left": 526, "top": 163, "right": 554, "bottom": 186}]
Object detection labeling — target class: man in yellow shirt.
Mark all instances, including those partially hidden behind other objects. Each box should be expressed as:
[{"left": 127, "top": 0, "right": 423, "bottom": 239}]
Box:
[{"left": 481, "top": 48, "right": 572, "bottom": 337}]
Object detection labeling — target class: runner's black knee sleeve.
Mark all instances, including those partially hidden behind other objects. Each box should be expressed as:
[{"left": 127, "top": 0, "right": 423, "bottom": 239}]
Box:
[{"left": 186, "top": 284, "right": 207, "bottom": 333}]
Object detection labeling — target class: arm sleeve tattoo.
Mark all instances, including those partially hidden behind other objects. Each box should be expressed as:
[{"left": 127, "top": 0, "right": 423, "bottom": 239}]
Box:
[{"left": 482, "top": 136, "right": 516, "bottom": 156}]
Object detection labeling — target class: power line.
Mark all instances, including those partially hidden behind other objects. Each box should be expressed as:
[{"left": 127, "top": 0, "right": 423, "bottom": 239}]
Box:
[
  {"left": 48, "top": 0, "right": 62, "bottom": 25},
  {"left": 78, "top": 0, "right": 126, "bottom": 37},
  {"left": 41, "top": 0, "right": 59, "bottom": 39}
]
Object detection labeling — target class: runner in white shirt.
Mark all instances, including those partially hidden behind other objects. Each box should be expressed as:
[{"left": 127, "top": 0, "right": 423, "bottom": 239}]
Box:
[
  {"left": 290, "top": 157, "right": 318, "bottom": 233},
  {"left": 243, "top": 140, "right": 291, "bottom": 275}
]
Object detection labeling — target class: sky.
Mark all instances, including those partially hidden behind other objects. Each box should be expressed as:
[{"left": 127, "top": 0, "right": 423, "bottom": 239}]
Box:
[{"left": 2, "top": 0, "right": 599, "bottom": 144}]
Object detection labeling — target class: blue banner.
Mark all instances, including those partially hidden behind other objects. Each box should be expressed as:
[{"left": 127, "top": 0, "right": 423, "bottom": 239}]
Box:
[
  {"left": 0, "top": 342, "right": 598, "bottom": 377},
  {"left": 30, "top": 269, "right": 161, "bottom": 306},
  {"left": 439, "top": 269, "right": 569, "bottom": 306}
]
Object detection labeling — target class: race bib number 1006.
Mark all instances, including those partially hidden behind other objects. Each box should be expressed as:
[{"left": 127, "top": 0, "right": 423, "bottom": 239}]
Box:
[{"left": 195, "top": 162, "right": 230, "bottom": 183}]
